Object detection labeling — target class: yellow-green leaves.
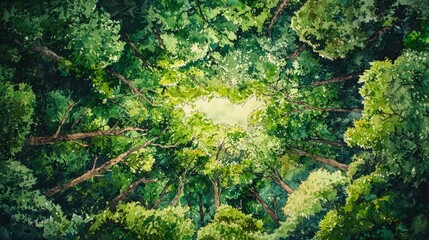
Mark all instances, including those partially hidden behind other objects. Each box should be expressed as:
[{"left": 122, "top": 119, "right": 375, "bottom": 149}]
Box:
[
  {"left": 345, "top": 50, "right": 429, "bottom": 150},
  {"left": 272, "top": 169, "right": 347, "bottom": 239},
  {"left": 90, "top": 203, "right": 194, "bottom": 240},
  {"left": 197, "top": 205, "right": 265, "bottom": 240},
  {"left": 283, "top": 169, "right": 346, "bottom": 218},
  {"left": 291, "top": 0, "right": 379, "bottom": 59}
]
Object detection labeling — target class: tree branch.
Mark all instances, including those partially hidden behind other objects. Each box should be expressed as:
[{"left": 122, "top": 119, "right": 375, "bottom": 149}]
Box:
[
  {"left": 299, "top": 72, "right": 362, "bottom": 88},
  {"left": 27, "top": 127, "right": 147, "bottom": 145},
  {"left": 45, "top": 135, "right": 159, "bottom": 197},
  {"left": 283, "top": 93, "right": 362, "bottom": 113},
  {"left": 151, "top": 180, "right": 172, "bottom": 209},
  {"left": 108, "top": 176, "right": 157, "bottom": 210},
  {"left": 286, "top": 44, "right": 306, "bottom": 60},
  {"left": 107, "top": 69, "right": 156, "bottom": 107},
  {"left": 366, "top": 26, "right": 391, "bottom": 45},
  {"left": 271, "top": 169, "right": 294, "bottom": 194},
  {"left": 54, "top": 100, "right": 79, "bottom": 137},
  {"left": 249, "top": 188, "right": 280, "bottom": 226},
  {"left": 289, "top": 147, "right": 349, "bottom": 171},
  {"left": 268, "top": 0, "right": 291, "bottom": 36}
]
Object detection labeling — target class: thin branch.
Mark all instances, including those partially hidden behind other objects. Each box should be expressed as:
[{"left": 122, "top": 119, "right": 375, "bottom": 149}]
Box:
[
  {"left": 152, "top": 180, "right": 172, "bottom": 209},
  {"left": 54, "top": 100, "right": 79, "bottom": 137},
  {"left": 366, "top": 26, "right": 391, "bottom": 45},
  {"left": 299, "top": 72, "right": 362, "bottom": 88},
  {"left": 151, "top": 26, "right": 167, "bottom": 50},
  {"left": 45, "top": 135, "right": 159, "bottom": 197},
  {"left": 268, "top": 0, "right": 291, "bottom": 36},
  {"left": 123, "top": 33, "right": 145, "bottom": 59},
  {"left": 107, "top": 69, "right": 156, "bottom": 107},
  {"left": 283, "top": 93, "right": 362, "bottom": 113},
  {"left": 249, "top": 188, "right": 280, "bottom": 226},
  {"left": 71, "top": 108, "right": 89, "bottom": 129},
  {"left": 70, "top": 140, "right": 89, "bottom": 148},
  {"left": 15, "top": 39, "right": 63, "bottom": 61},
  {"left": 149, "top": 143, "right": 178, "bottom": 149},
  {"left": 91, "top": 156, "right": 99, "bottom": 171},
  {"left": 195, "top": 0, "right": 232, "bottom": 41},
  {"left": 17, "top": 41, "right": 156, "bottom": 108}
]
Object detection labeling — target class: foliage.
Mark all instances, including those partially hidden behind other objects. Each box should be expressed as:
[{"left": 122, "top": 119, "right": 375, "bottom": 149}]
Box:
[
  {"left": 0, "top": 80, "right": 35, "bottom": 156},
  {"left": 89, "top": 203, "right": 194, "bottom": 240},
  {"left": 0, "top": 160, "right": 87, "bottom": 239},
  {"left": 319, "top": 50, "right": 429, "bottom": 239},
  {"left": 0, "top": 0, "right": 428, "bottom": 239},
  {"left": 197, "top": 205, "right": 265, "bottom": 240},
  {"left": 272, "top": 169, "right": 347, "bottom": 239},
  {"left": 292, "top": 0, "right": 382, "bottom": 59}
]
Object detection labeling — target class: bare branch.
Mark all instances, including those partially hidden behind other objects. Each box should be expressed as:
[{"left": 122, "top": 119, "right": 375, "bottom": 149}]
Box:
[
  {"left": 91, "top": 156, "right": 99, "bottom": 171},
  {"left": 299, "top": 72, "right": 362, "bottom": 88},
  {"left": 27, "top": 127, "right": 147, "bottom": 146},
  {"left": 54, "top": 100, "right": 79, "bottom": 137},
  {"left": 286, "top": 44, "right": 306, "bottom": 60},
  {"left": 71, "top": 108, "right": 89, "bottom": 129},
  {"left": 107, "top": 69, "right": 156, "bottom": 107},
  {"left": 108, "top": 176, "right": 157, "bottom": 210},
  {"left": 366, "top": 26, "right": 391, "bottom": 45},
  {"left": 289, "top": 147, "right": 349, "bottom": 171},
  {"left": 283, "top": 93, "right": 362, "bottom": 113},
  {"left": 268, "top": 0, "right": 291, "bottom": 36},
  {"left": 70, "top": 140, "right": 89, "bottom": 148},
  {"left": 45, "top": 135, "right": 159, "bottom": 197},
  {"left": 149, "top": 143, "right": 178, "bottom": 149}
]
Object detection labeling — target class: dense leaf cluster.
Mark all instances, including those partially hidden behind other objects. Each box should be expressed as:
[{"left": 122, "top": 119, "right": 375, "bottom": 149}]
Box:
[{"left": 0, "top": 0, "right": 428, "bottom": 239}]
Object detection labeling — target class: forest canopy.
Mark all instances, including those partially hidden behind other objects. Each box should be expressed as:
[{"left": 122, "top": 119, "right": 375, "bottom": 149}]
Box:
[{"left": 0, "top": 0, "right": 428, "bottom": 239}]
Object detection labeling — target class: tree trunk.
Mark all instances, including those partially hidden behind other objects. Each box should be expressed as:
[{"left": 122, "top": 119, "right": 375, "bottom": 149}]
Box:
[
  {"left": 27, "top": 127, "right": 146, "bottom": 145},
  {"left": 45, "top": 136, "right": 158, "bottom": 197},
  {"left": 108, "top": 177, "right": 157, "bottom": 211},
  {"left": 213, "top": 179, "right": 220, "bottom": 211},
  {"left": 290, "top": 147, "right": 349, "bottom": 171},
  {"left": 250, "top": 188, "right": 280, "bottom": 226},
  {"left": 271, "top": 169, "right": 294, "bottom": 194},
  {"left": 171, "top": 178, "right": 185, "bottom": 206},
  {"left": 151, "top": 181, "right": 171, "bottom": 209}
]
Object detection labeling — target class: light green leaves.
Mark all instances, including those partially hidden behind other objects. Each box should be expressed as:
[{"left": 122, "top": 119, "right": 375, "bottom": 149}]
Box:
[
  {"left": 272, "top": 169, "right": 347, "bottom": 239},
  {"left": 291, "top": 0, "right": 379, "bottom": 59},
  {"left": 90, "top": 203, "right": 195, "bottom": 240},
  {"left": 197, "top": 205, "right": 265, "bottom": 240}
]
